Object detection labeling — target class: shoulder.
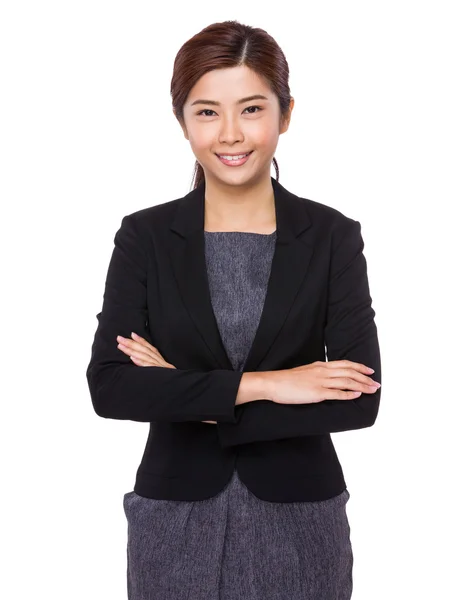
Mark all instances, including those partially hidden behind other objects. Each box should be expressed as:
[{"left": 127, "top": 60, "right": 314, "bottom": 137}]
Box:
[
  {"left": 111, "top": 196, "right": 183, "bottom": 260},
  {"left": 296, "top": 188, "right": 357, "bottom": 226},
  {"left": 295, "top": 191, "right": 361, "bottom": 242},
  {"left": 124, "top": 197, "right": 180, "bottom": 231}
]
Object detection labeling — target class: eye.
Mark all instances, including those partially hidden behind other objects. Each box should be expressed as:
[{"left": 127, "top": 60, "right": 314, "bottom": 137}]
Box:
[
  {"left": 244, "top": 105, "right": 263, "bottom": 114},
  {"left": 196, "top": 105, "right": 263, "bottom": 117},
  {"left": 197, "top": 109, "right": 216, "bottom": 117}
]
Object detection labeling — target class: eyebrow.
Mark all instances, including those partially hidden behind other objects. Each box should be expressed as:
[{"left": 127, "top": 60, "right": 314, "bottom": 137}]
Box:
[{"left": 190, "top": 94, "right": 269, "bottom": 107}]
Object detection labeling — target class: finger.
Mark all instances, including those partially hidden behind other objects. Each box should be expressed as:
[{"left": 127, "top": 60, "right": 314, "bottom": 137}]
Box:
[
  {"left": 117, "top": 338, "right": 166, "bottom": 365},
  {"left": 130, "top": 332, "right": 163, "bottom": 355},
  {"left": 117, "top": 343, "right": 161, "bottom": 366},
  {"left": 321, "top": 389, "right": 363, "bottom": 401},
  {"left": 117, "top": 336, "right": 158, "bottom": 359},
  {"left": 118, "top": 343, "right": 175, "bottom": 368},
  {"left": 130, "top": 332, "right": 168, "bottom": 361},
  {"left": 323, "top": 376, "right": 380, "bottom": 394},
  {"left": 117, "top": 335, "right": 168, "bottom": 365},
  {"left": 325, "top": 368, "right": 380, "bottom": 388},
  {"left": 129, "top": 354, "right": 164, "bottom": 368},
  {"left": 129, "top": 355, "right": 146, "bottom": 366},
  {"left": 326, "top": 360, "right": 374, "bottom": 374}
]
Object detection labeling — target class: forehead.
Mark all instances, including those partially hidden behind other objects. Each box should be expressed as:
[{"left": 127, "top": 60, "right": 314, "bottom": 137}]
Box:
[{"left": 187, "top": 66, "right": 272, "bottom": 104}]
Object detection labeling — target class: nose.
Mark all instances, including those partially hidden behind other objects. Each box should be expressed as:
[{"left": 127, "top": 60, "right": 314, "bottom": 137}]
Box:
[{"left": 218, "top": 115, "right": 244, "bottom": 146}]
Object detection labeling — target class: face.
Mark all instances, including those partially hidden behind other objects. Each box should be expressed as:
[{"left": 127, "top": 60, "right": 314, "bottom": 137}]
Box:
[{"left": 176, "top": 65, "right": 294, "bottom": 188}]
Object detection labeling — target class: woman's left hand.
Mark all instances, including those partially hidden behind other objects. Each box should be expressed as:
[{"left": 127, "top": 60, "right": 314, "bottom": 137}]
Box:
[
  {"left": 117, "top": 332, "right": 176, "bottom": 368},
  {"left": 116, "top": 332, "right": 217, "bottom": 424}
]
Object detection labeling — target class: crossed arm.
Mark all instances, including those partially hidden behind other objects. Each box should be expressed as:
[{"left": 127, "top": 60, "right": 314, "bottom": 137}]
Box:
[{"left": 93, "top": 214, "right": 381, "bottom": 448}]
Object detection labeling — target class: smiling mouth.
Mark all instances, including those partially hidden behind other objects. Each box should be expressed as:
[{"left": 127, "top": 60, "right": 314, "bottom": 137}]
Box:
[
  {"left": 215, "top": 151, "right": 254, "bottom": 166},
  {"left": 216, "top": 151, "right": 252, "bottom": 157}
]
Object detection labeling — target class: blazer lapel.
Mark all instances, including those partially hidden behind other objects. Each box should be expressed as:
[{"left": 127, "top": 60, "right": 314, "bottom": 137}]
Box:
[{"left": 168, "top": 176, "right": 314, "bottom": 372}]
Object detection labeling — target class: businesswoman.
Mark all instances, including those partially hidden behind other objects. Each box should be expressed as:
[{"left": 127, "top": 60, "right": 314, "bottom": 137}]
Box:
[{"left": 86, "top": 20, "right": 382, "bottom": 600}]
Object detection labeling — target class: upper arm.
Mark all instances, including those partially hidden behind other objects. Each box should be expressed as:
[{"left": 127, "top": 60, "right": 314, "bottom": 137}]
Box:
[{"left": 325, "top": 217, "right": 378, "bottom": 364}]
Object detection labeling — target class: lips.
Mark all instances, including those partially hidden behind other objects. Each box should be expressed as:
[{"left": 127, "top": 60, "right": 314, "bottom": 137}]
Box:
[
  {"left": 216, "top": 151, "right": 253, "bottom": 167},
  {"left": 215, "top": 151, "right": 253, "bottom": 159}
]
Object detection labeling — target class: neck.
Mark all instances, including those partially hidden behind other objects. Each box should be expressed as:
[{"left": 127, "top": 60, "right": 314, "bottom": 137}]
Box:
[{"left": 203, "top": 172, "right": 276, "bottom": 232}]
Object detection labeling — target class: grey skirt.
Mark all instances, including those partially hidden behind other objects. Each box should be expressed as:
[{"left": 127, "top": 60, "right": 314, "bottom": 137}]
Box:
[{"left": 123, "top": 469, "right": 353, "bottom": 599}]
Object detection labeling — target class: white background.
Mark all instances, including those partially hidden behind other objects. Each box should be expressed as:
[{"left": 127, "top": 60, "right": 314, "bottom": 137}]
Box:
[{"left": 1, "top": 1, "right": 468, "bottom": 598}]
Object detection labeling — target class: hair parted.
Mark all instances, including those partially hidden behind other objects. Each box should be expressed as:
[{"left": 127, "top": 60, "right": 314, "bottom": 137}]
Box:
[{"left": 170, "top": 20, "right": 292, "bottom": 190}]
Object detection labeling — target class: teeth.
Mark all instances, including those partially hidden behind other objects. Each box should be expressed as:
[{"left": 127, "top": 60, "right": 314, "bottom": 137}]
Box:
[{"left": 219, "top": 153, "right": 249, "bottom": 161}]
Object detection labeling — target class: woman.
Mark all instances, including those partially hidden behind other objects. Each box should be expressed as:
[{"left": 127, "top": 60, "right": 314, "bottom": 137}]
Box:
[{"left": 86, "top": 19, "right": 382, "bottom": 599}]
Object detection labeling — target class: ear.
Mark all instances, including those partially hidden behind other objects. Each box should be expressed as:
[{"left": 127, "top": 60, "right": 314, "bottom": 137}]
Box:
[
  {"left": 280, "top": 97, "right": 295, "bottom": 134},
  {"left": 173, "top": 108, "right": 189, "bottom": 140}
]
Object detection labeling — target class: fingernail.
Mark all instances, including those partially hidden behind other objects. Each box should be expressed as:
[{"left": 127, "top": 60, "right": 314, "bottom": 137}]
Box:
[
  {"left": 367, "top": 367, "right": 375, "bottom": 373},
  {"left": 131, "top": 332, "right": 137, "bottom": 338}
]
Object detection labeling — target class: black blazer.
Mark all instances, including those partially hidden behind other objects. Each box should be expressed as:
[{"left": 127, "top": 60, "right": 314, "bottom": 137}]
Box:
[{"left": 86, "top": 176, "right": 381, "bottom": 502}]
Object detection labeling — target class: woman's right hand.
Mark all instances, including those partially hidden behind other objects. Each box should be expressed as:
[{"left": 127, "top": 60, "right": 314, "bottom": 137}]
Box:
[{"left": 268, "top": 360, "right": 380, "bottom": 405}]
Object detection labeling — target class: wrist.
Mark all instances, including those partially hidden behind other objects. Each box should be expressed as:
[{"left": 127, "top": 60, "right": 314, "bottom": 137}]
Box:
[
  {"left": 235, "top": 371, "right": 274, "bottom": 405},
  {"left": 259, "top": 370, "right": 277, "bottom": 402}
]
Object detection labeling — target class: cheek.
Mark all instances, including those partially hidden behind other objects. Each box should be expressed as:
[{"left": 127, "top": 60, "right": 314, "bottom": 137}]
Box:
[
  {"left": 250, "top": 120, "right": 280, "bottom": 149},
  {"left": 188, "top": 126, "right": 213, "bottom": 154}
]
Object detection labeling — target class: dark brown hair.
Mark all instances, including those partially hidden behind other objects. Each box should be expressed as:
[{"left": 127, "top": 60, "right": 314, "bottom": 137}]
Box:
[{"left": 170, "top": 20, "right": 292, "bottom": 190}]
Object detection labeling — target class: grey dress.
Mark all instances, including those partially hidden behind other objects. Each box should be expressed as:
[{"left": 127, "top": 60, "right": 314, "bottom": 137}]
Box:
[{"left": 123, "top": 231, "right": 353, "bottom": 600}]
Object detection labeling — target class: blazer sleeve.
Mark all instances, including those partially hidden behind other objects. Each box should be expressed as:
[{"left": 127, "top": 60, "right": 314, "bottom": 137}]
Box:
[
  {"left": 86, "top": 214, "right": 243, "bottom": 423},
  {"left": 216, "top": 217, "right": 381, "bottom": 448}
]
